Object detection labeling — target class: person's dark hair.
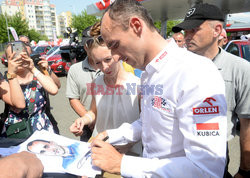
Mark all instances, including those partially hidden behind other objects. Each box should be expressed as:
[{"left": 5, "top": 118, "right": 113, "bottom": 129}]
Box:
[
  {"left": 27, "top": 139, "right": 50, "bottom": 152},
  {"left": 104, "top": 0, "right": 156, "bottom": 31}
]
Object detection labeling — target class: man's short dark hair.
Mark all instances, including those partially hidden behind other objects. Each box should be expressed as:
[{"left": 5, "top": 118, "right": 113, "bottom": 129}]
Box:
[{"left": 104, "top": 0, "right": 156, "bottom": 31}]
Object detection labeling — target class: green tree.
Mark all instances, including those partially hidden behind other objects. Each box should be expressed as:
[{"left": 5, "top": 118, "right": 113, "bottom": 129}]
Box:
[
  {"left": 0, "top": 13, "right": 29, "bottom": 43},
  {"left": 9, "top": 13, "right": 29, "bottom": 36},
  {"left": 40, "top": 34, "right": 49, "bottom": 41},
  {"left": 0, "top": 12, "right": 49, "bottom": 43},
  {"left": 71, "top": 10, "right": 99, "bottom": 37},
  {"left": 0, "top": 14, "right": 11, "bottom": 43},
  {"left": 27, "top": 29, "right": 48, "bottom": 42},
  {"left": 154, "top": 20, "right": 182, "bottom": 37},
  {"left": 27, "top": 29, "right": 41, "bottom": 42}
]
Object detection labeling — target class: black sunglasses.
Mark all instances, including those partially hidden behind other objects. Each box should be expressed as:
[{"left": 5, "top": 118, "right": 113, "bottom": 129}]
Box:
[
  {"left": 23, "top": 41, "right": 31, "bottom": 46},
  {"left": 85, "top": 35, "right": 104, "bottom": 49}
]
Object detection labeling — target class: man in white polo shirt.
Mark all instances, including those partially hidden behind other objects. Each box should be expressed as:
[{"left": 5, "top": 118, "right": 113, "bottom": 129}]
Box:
[{"left": 90, "top": 0, "right": 227, "bottom": 177}]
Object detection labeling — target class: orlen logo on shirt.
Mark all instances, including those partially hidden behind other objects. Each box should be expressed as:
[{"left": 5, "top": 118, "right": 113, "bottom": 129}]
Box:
[{"left": 193, "top": 97, "right": 219, "bottom": 115}]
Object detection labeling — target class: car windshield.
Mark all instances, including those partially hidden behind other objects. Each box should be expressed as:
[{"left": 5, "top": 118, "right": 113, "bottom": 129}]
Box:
[
  {"left": 242, "top": 44, "right": 250, "bottom": 62},
  {"left": 46, "top": 46, "right": 59, "bottom": 55},
  {"left": 34, "top": 46, "right": 47, "bottom": 53}
]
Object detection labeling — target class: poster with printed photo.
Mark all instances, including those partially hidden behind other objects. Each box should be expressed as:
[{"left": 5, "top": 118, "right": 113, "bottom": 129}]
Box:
[{"left": 0, "top": 130, "right": 101, "bottom": 177}]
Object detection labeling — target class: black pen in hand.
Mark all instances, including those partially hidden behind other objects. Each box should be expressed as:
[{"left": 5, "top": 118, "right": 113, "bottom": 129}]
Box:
[{"left": 77, "top": 136, "right": 109, "bottom": 169}]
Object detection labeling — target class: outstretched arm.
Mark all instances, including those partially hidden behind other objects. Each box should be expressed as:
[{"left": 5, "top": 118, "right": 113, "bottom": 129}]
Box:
[
  {"left": 21, "top": 52, "right": 58, "bottom": 95},
  {"left": 38, "top": 58, "right": 61, "bottom": 89},
  {"left": 0, "top": 52, "right": 25, "bottom": 109},
  {"left": 70, "top": 97, "right": 97, "bottom": 136}
]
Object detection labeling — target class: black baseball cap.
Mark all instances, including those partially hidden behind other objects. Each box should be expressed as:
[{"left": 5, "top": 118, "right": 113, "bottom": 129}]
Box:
[
  {"left": 172, "top": 3, "right": 224, "bottom": 33},
  {"left": 81, "top": 26, "right": 92, "bottom": 46}
]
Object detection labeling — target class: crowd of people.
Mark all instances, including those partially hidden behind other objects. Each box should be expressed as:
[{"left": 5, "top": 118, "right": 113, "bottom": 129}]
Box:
[{"left": 0, "top": 0, "right": 249, "bottom": 178}]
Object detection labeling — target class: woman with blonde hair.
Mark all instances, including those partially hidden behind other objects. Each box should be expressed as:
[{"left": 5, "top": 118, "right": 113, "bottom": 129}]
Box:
[{"left": 70, "top": 22, "right": 142, "bottom": 156}]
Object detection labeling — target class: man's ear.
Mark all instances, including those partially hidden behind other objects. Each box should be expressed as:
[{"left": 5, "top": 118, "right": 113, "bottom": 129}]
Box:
[
  {"left": 129, "top": 17, "right": 142, "bottom": 36},
  {"left": 214, "top": 23, "right": 223, "bottom": 38}
]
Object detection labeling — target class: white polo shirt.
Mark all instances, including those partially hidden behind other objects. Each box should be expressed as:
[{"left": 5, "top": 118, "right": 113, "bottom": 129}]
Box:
[{"left": 107, "top": 39, "right": 227, "bottom": 178}]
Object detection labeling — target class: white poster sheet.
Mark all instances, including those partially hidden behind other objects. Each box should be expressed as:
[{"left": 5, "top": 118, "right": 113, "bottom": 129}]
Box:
[{"left": 0, "top": 130, "right": 101, "bottom": 177}]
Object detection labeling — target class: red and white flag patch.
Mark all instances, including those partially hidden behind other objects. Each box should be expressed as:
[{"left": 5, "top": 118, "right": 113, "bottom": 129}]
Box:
[{"left": 196, "top": 123, "right": 219, "bottom": 130}]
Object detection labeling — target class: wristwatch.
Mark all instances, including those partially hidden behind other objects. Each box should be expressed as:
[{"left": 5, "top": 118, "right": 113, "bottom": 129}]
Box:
[{"left": 6, "top": 73, "right": 17, "bottom": 80}]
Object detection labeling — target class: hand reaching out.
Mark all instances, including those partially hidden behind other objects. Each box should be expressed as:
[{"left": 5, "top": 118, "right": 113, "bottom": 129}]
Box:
[
  {"left": 38, "top": 57, "right": 49, "bottom": 70},
  {"left": 70, "top": 117, "right": 85, "bottom": 136}
]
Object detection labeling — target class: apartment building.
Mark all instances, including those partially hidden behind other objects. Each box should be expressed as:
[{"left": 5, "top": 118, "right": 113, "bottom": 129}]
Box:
[
  {"left": 0, "top": 0, "right": 57, "bottom": 40},
  {"left": 56, "top": 11, "right": 72, "bottom": 37}
]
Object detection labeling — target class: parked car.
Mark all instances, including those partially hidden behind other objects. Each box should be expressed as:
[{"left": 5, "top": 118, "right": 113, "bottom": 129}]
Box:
[
  {"left": 33, "top": 45, "right": 52, "bottom": 56},
  {"left": 1, "top": 54, "right": 7, "bottom": 67},
  {"left": 44, "top": 46, "right": 60, "bottom": 59},
  {"left": 224, "top": 39, "right": 250, "bottom": 62},
  {"left": 47, "top": 49, "right": 71, "bottom": 75}
]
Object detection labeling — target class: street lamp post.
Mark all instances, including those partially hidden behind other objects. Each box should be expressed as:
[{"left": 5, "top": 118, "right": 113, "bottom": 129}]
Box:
[{"left": 4, "top": 15, "right": 10, "bottom": 42}]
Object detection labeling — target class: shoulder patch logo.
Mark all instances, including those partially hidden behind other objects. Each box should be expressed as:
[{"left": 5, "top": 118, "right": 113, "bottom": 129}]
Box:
[{"left": 193, "top": 97, "right": 219, "bottom": 115}]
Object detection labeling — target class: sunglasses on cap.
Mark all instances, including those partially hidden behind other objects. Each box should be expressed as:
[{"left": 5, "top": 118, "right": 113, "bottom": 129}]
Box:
[
  {"left": 85, "top": 35, "right": 104, "bottom": 49},
  {"left": 23, "top": 41, "right": 30, "bottom": 46}
]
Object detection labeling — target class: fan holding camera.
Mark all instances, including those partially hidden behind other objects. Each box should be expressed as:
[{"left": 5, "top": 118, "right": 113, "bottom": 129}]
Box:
[
  {"left": 1, "top": 41, "right": 59, "bottom": 139},
  {"left": 20, "top": 35, "right": 61, "bottom": 134}
]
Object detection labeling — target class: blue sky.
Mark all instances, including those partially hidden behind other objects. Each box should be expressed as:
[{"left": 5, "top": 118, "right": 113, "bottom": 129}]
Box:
[
  {"left": 0, "top": 0, "right": 98, "bottom": 15},
  {"left": 0, "top": 0, "right": 249, "bottom": 23},
  {"left": 50, "top": 0, "right": 98, "bottom": 15}
]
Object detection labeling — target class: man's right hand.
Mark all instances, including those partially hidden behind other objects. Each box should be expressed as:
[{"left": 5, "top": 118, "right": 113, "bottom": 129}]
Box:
[
  {"left": 91, "top": 131, "right": 108, "bottom": 143},
  {"left": 0, "top": 151, "right": 44, "bottom": 178},
  {"left": 69, "top": 117, "right": 85, "bottom": 136}
]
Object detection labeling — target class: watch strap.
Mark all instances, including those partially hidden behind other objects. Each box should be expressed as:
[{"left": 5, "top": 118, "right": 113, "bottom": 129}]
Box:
[{"left": 6, "top": 73, "right": 17, "bottom": 80}]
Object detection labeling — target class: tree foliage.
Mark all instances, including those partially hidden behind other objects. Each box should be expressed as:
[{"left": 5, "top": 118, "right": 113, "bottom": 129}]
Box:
[
  {"left": 27, "top": 29, "right": 48, "bottom": 42},
  {"left": 71, "top": 10, "right": 99, "bottom": 37},
  {"left": 0, "top": 12, "right": 48, "bottom": 43},
  {"left": 0, "top": 13, "right": 29, "bottom": 43},
  {"left": 154, "top": 20, "right": 182, "bottom": 37}
]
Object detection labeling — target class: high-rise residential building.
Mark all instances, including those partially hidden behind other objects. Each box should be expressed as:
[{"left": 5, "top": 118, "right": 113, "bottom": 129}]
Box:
[
  {"left": 0, "top": 0, "right": 58, "bottom": 40},
  {"left": 56, "top": 11, "right": 72, "bottom": 37}
]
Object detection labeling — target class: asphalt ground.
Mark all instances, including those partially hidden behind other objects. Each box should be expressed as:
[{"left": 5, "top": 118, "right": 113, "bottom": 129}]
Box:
[{"left": 0, "top": 62, "right": 240, "bottom": 176}]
